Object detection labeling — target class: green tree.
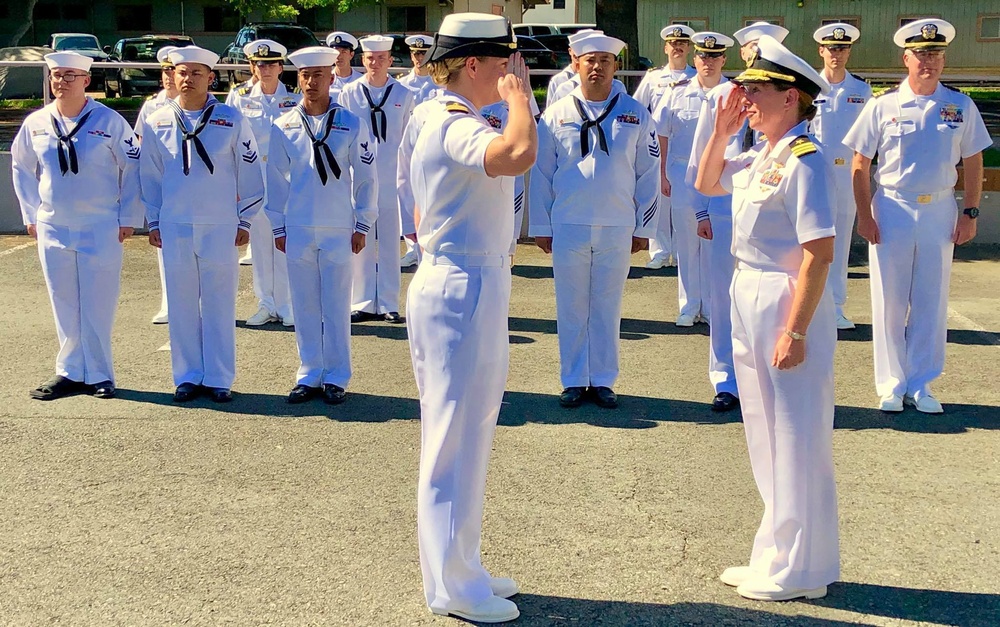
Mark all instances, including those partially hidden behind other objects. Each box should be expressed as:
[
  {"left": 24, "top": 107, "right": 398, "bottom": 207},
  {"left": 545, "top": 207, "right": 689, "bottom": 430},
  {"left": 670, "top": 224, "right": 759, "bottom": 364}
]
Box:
[
  {"left": 226, "top": 0, "right": 363, "bottom": 21},
  {"left": 596, "top": 0, "right": 640, "bottom": 70}
]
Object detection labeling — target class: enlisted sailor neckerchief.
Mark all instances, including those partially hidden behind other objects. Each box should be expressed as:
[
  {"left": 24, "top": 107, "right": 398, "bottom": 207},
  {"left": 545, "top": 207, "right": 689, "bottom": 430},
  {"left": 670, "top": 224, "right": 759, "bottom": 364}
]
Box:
[
  {"left": 361, "top": 81, "right": 394, "bottom": 142},
  {"left": 296, "top": 103, "right": 342, "bottom": 185},
  {"left": 167, "top": 97, "right": 218, "bottom": 175},
  {"left": 572, "top": 93, "right": 620, "bottom": 157},
  {"left": 50, "top": 103, "right": 94, "bottom": 175}
]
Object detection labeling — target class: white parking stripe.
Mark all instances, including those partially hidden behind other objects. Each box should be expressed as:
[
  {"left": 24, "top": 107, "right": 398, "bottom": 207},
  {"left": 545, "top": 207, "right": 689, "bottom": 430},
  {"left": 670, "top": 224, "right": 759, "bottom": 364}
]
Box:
[
  {"left": 948, "top": 307, "right": 1000, "bottom": 347},
  {"left": 0, "top": 242, "right": 34, "bottom": 257}
]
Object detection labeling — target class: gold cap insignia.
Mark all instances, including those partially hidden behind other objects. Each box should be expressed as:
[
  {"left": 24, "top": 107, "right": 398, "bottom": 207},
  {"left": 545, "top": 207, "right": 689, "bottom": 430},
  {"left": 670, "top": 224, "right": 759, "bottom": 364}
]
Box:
[
  {"left": 257, "top": 44, "right": 270, "bottom": 57},
  {"left": 704, "top": 36, "right": 717, "bottom": 49},
  {"left": 673, "top": 28, "right": 683, "bottom": 38},
  {"left": 921, "top": 23, "right": 938, "bottom": 40},
  {"left": 833, "top": 28, "right": 845, "bottom": 40}
]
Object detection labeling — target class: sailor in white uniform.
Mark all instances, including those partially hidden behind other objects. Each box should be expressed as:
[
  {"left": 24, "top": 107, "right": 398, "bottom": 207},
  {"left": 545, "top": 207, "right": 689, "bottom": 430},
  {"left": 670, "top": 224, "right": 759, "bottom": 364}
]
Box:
[
  {"left": 12, "top": 52, "right": 143, "bottom": 401},
  {"left": 407, "top": 14, "right": 536, "bottom": 623},
  {"left": 225, "top": 39, "right": 300, "bottom": 328},
  {"left": 134, "top": 45, "right": 179, "bottom": 325},
  {"left": 139, "top": 46, "right": 265, "bottom": 403},
  {"left": 325, "top": 32, "right": 363, "bottom": 96},
  {"left": 809, "top": 23, "right": 872, "bottom": 331},
  {"left": 397, "top": 92, "right": 446, "bottom": 271},
  {"left": 339, "top": 35, "right": 414, "bottom": 323},
  {"left": 654, "top": 31, "right": 741, "bottom": 412},
  {"left": 547, "top": 30, "right": 628, "bottom": 106},
  {"left": 544, "top": 31, "right": 600, "bottom": 110},
  {"left": 633, "top": 24, "right": 696, "bottom": 269},
  {"left": 530, "top": 32, "right": 659, "bottom": 410},
  {"left": 267, "top": 46, "right": 378, "bottom": 405},
  {"left": 844, "top": 19, "right": 991, "bottom": 414},
  {"left": 696, "top": 35, "right": 839, "bottom": 602}
]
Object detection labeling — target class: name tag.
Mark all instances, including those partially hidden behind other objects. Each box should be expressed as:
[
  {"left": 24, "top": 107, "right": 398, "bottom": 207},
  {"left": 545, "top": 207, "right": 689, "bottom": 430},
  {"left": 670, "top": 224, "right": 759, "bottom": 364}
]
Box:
[{"left": 917, "top": 194, "right": 932, "bottom": 204}]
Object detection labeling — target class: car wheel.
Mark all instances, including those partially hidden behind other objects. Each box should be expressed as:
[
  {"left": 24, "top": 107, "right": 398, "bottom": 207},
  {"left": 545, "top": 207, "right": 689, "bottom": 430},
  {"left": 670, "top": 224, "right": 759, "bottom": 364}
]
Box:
[
  {"left": 104, "top": 80, "right": 115, "bottom": 99},
  {"left": 120, "top": 80, "right": 132, "bottom": 98}
]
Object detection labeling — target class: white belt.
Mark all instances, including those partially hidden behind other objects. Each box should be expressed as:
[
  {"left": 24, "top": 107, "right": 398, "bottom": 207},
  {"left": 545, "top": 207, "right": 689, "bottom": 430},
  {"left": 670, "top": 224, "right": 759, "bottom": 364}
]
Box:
[
  {"left": 424, "top": 252, "right": 509, "bottom": 269},
  {"left": 880, "top": 188, "right": 954, "bottom": 204}
]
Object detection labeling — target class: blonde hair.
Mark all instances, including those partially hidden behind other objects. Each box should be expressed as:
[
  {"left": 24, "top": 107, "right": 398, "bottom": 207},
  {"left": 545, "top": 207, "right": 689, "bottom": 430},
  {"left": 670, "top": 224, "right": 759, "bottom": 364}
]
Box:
[{"left": 427, "top": 57, "right": 469, "bottom": 86}]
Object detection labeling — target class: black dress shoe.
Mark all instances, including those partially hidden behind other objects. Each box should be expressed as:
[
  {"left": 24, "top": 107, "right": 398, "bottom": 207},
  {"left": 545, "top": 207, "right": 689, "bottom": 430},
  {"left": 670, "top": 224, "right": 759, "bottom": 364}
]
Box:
[
  {"left": 323, "top": 384, "right": 347, "bottom": 405},
  {"left": 711, "top": 392, "right": 740, "bottom": 412},
  {"left": 592, "top": 386, "right": 618, "bottom": 409},
  {"left": 383, "top": 311, "right": 403, "bottom": 324},
  {"left": 287, "top": 384, "right": 320, "bottom": 404},
  {"left": 559, "top": 386, "right": 587, "bottom": 408},
  {"left": 92, "top": 381, "right": 116, "bottom": 399},
  {"left": 29, "top": 375, "right": 87, "bottom": 401},
  {"left": 209, "top": 388, "right": 233, "bottom": 403},
  {"left": 173, "top": 382, "right": 200, "bottom": 403},
  {"left": 350, "top": 310, "right": 376, "bottom": 323}
]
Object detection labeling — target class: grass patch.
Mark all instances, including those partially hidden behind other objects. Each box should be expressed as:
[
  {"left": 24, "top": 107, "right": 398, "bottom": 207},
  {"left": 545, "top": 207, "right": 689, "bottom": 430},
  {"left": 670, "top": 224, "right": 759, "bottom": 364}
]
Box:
[
  {"left": 0, "top": 96, "right": 146, "bottom": 111},
  {"left": 984, "top": 148, "right": 1000, "bottom": 168},
  {"left": 0, "top": 99, "right": 42, "bottom": 109}
]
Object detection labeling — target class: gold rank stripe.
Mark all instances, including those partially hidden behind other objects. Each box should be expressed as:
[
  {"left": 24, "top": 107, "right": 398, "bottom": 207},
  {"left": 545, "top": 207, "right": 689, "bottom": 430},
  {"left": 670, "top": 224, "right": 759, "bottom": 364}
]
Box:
[{"left": 789, "top": 137, "right": 817, "bottom": 157}]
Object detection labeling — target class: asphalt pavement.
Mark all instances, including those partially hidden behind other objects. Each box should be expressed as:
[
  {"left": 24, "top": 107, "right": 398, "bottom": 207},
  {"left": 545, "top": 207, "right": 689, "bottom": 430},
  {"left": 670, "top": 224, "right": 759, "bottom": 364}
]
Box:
[{"left": 1, "top": 235, "right": 998, "bottom": 626}]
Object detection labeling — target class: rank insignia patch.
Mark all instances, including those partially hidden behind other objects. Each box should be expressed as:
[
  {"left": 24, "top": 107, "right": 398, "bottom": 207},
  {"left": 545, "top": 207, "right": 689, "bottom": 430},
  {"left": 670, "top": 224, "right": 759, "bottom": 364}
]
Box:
[
  {"left": 360, "top": 141, "right": 375, "bottom": 165},
  {"left": 241, "top": 139, "right": 258, "bottom": 164},
  {"left": 124, "top": 136, "right": 140, "bottom": 160}
]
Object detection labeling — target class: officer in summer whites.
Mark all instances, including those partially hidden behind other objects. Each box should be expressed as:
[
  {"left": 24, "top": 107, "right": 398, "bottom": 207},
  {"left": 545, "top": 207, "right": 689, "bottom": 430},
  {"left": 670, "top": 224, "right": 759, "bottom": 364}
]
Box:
[
  {"left": 407, "top": 13, "right": 536, "bottom": 623},
  {"left": 139, "top": 46, "right": 265, "bottom": 403},
  {"left": 809, "top": 23, "right": 872, "bottom": 331},
  {"left": 266, "top": 46, "right": 378, "bottom": 406},
  {"left": 652, "top": 31, "right": 741, "bottom": 413},
  {"left": 397, "top": 34, "right": 437, "bottom": 104},
  {"left": 844, "top": 18, "right": 992, "bottom": 414},
  {"left": 530, "top": 32, "right": 659, "bottom": 410},
  {"left": 134, "top": 45, "right": 179, "bottom": 326},
  {"left": 696, "top": 34, "right": 839, "bottom": 603},
  {"left": 226, "top": 39, "right": 300, "bottom": 329},
  {"left": 12, "top": 51, "right": 143, "bottom": 401},
  {"left": 325, "top": 31, "right": 363, "bottom": 95},
  {"left": 339, "top": 35, "right": 415, "bottom": 324},
  {"left": 633, "top": 24, "right": 696, "bottom": 270}
]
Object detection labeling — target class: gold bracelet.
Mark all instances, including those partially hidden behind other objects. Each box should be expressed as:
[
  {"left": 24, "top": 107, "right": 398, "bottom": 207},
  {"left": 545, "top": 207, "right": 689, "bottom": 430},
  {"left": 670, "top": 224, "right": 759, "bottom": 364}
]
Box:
[{"left": 784, "top": 329, "right": 806, "bottom": 341}]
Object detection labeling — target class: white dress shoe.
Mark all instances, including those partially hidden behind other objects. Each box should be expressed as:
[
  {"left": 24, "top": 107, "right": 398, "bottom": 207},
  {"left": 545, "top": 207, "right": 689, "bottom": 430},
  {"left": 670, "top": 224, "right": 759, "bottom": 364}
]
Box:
[
  {"left": 645, "top": 256, "right": 667, "bottom": 269},
  {"left": 281, "top": 313, "right": 295, "bottom": 327},
  {"left": 904, "top": 393, "right": 944, "bottom": 414},
  {"left": 246, "top": 307, "right": 279, "bottom": 326},
  {"left": 151, "top": 309, "right": 169, "bottom": 325},
  {"left": 400, "top": 250, "right": 418, "bottom": 267},
  {"left": 490, "top": 576, "right": 519, "bottom": 599},
  {"left": 836, "top": 314, "right": 856, "bottom": 330},
  {"left": 719, "top": 566, "right": 756, "bottom": 587},
  {"left": 879, "top": 393, "right": 904, "bottom": 413},
  {"left": 736, "top": 578, "right": 827, "bottom": 601},
  {"left": 666, "top": 254, "right": 677, "bottom": 267},
  {"left": 431, "top": 596, "right": 519, "bottom": 623},
  {"left": 675, "top": 313, "right": 696, "bottom": 327}
]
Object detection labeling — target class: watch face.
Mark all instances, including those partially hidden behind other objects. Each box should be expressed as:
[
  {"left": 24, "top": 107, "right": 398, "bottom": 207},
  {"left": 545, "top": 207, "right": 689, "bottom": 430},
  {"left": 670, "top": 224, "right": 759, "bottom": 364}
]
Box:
[{"left": 965, "top": 207, "right": 980, "bottom": 218}]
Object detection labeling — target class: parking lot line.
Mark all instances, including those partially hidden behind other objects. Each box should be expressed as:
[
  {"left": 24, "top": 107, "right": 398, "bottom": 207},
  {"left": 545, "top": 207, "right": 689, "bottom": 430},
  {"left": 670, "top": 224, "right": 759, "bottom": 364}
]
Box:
[{"left": 0, "top": 241, "right": 33, "bottom": 257}]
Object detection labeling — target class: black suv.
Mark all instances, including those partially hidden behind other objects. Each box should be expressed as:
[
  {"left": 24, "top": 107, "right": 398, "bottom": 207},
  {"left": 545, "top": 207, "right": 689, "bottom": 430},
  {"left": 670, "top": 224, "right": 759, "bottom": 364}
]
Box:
[
  {"left": 104, "top": 35, "right": 194, "bottom": 97},
  {"left": 220, "top": 23, "right": 321, "bottom": 89}
]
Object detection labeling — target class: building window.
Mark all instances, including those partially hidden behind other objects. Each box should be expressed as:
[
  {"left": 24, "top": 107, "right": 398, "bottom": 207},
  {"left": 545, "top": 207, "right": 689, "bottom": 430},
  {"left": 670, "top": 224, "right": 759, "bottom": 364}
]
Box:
[
  {"left": 671, "top": 18, "right": 709, "bottom": 31},
  {"left": 116, "top": 5, "right": 153, "bottom": 31},
  {"left": 743, "top": 17, "right": 784, "bottom": 28},
  {"left": 979, "top": 14, "right": 1000, "bottom": 41},
  {"left": 899, "top": 15, "right": 939, "bottom": 28},
  {"left": 204, "top": 6, "right": 241, "bottom": 32},
  {"left": 387, "top": 6, "right": 426, "bottom": 32},
  {"left": 820, "top": 17, "right": 860, "bottom": 29},
  {"left": 553, "top": 0, "right": 566, "bottom": 9}
]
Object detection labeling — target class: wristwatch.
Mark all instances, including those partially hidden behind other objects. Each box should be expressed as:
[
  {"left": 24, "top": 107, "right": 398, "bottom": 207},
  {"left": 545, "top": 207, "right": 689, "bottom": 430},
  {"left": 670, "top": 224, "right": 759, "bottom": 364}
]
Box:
[
  {"left": 784, "top": 329, "right": 806, "bottom": 341},
  {"left": 963, "top": 207, "right": 980, "bottom": 219}
]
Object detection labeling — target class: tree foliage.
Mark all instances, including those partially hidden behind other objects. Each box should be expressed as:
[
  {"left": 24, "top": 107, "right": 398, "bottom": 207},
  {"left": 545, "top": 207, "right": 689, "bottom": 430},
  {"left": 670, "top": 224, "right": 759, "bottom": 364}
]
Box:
[{"left": 226, "top": 0, "right": 369, "bottom": 20}]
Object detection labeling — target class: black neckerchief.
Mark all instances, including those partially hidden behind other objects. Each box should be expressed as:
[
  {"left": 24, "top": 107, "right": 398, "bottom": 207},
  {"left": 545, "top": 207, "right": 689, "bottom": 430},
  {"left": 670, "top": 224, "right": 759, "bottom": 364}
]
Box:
[
  {"left": 573, "top": 93, "right": 620, "bottom": 157},
  {"left": 361, "top": 82, "right": 394, "bottom": 143},
  {"left": 50, "top": 107, "right": 94, "bottom": 175},
  {"left": 296, "top": 104, "right": 342, "bottom": 186},
  {"left": 167, "top": 99, "right": 217, "bottom": 175}
]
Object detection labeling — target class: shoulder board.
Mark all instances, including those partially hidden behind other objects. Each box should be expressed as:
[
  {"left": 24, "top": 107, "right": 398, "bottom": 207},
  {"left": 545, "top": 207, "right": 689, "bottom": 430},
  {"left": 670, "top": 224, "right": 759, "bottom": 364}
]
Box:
[
  {"left": 646, "top": 66, "right": 660, "bottom": 73},
  {"left": 942, "top": 83, "right": 961, "bottom": 93},
  {"left": 145, "top": 94, "right": 155, "bottom": 101},
  {"left": 875, "top": 86, "right": 898, "bottom": 98},
  {"left": 238, "top": 87, "right": 251, "bottom": 95},
  {"left": 671, "top": 78, "right": 691, "bottom": 88},
  {"left": 293, "top": 86, "right": 302, "bottom": 94},
  {"left": 789, "top": 135, "right": 818, "bottom": 158},
  {"left": 445, "top": 102, "right": 470, "bottom": 115}
]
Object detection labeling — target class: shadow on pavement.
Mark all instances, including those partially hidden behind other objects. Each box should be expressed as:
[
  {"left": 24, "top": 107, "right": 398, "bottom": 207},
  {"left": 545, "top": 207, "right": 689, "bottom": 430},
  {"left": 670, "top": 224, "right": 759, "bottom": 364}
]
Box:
[
  {"left": 834, "top": 403, "right": 1000, "bottom": 433},
  {"left": 817, "top": 581, "right": 1000, "bottom": 627},
  {"left": 836, "top": 323, "right": 1000, "bottom": 346},
  {"left": 506, "top": 596, "right": 864, "bottom": 626},
  {"left": 508, "top": 317, "right": 711, "bottom": 338}
]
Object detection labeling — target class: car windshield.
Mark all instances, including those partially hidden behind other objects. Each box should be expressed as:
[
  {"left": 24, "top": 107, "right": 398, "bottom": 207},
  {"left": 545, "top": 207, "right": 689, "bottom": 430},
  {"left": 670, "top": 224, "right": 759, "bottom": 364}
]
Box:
[
  {"left": 54, "top": 36, "right": 101, "bottom": 51},
  {"left": 122, "top": 38, "right": 192, "bottom": 61},
  {"left": 256, "top": 27, "right": 320, "bottom": 51},
  {"left": 517, "top": 36, "right": 550, "bottom": 51}
]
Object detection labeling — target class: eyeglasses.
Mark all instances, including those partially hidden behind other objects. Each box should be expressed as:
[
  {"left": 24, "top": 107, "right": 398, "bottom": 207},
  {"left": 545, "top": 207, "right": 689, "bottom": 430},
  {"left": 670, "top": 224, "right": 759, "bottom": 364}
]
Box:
[
  {"left": 50, "top": 73, "right": 88, "bottom": 82},
  {"left": 913, "top": 49, "right": 945, "bottom": 58},
  {"left": 823, "top": 45, "right": 851, "bottom": 52}
]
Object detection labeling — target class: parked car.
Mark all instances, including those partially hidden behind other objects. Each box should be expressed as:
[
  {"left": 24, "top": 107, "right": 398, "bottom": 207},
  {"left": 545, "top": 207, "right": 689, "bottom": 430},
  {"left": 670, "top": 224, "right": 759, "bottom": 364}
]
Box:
[
  {"left": 514, "top": 24, "right": 560, "bottom": 37},
  {"left": 532, "top": 34, "right": 572, "bottom": 68},
  {"left": 104, "top": 35, "right": 194, "bottom": 97},
  {"left": 554, "top": 23, "right": 596, "bottom": 35},
  {"left": 220, "top": 23, "right": 320, "bottom": 89},
  {"left": 49, "top": 33, "right": 109, "bottom": 89},
  {"left": 516, "top": 35, "right": 560, "bottom": 88}
]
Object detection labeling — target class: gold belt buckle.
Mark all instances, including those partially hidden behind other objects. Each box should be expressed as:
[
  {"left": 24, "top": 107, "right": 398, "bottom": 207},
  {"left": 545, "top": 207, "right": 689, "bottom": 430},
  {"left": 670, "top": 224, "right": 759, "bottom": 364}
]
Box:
[
  {"left": 834, "top": 157, "right": 846, "bottom": 166},
  {"left": 917, "top": 194, "right": 932, "bottom": 204}
]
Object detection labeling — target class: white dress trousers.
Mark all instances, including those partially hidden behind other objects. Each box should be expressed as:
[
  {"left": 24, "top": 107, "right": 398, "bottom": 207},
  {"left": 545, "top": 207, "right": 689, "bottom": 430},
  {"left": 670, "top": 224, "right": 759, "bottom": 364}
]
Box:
[
  {"left": 249, "top": 208, "right": 292, "bottom": 319},
  {"left": 552, "top": 224, "right": 633, "bottom": 388},
  {"left": 285, "top": 226, "right": 354, "bottom": 388},
  {"left": 869, "top": 189, "right": 957, "bottom": 398},
  {"left": 705, "top": 214, "right": 736, "bottom": 395},
  {"left": 36, "top": 221, "right": 123, "bottom": 384},
  {"left": 671, "top": 166, "right": 711, "bottom": 319},
  {"left": 159, "top": 222, "right": 239, "bottom": 388},
  {"left": 828, "top": 163, "right": 855, "bottom": 316},
  {"left": 648, "top": 192, "right": 672, "bottom": 262}
]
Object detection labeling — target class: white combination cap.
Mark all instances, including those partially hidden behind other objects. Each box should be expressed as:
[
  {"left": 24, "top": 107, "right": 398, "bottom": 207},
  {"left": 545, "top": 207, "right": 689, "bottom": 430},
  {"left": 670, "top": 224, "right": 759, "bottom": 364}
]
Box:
[
  {"left": 570, "top": 33, "right": 625, "bottom": 57},
  {"left": 893, "top": 18, "right": 955, "bottom": 49},
  {"left": 405, "top": 34, "right": 433, "bottom": 50},
  {"left": 425, "top": 13, "right": 516, "bottom": 62},
  {"left": 168, "top": 46, "right": 220, "bottom": 69},
  {"left": 44, "top": 51, "right": 93, "bottom": 72},
  {"left": 156, "top": 46, "right": 178, "bottom": 66},
  {"left": 734, "top": 34, "right": 830, "bottom": 98},
  {"left": 326, "top": 31, "right": 359, "bottom": 49},
  {"left": 359, "top": 35, "right": 394, "bottom": 53},
  {"left": 733, "top": 21, "right": 789, "bottom": 46},
  {"left": 660, "top": 25, "right": 695, "bottom": 41},
  {"left": 244, "top": 39, "right": 287, "bottom": 60},
  {"left": 813, "top": 23, "right": 861, "bottom": 45},
  {"left": 288, "top": 46, "right": 340, "bottom": 69},
  {"left": 692, "top": 31, "right": 735, "bottom": 53}
]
